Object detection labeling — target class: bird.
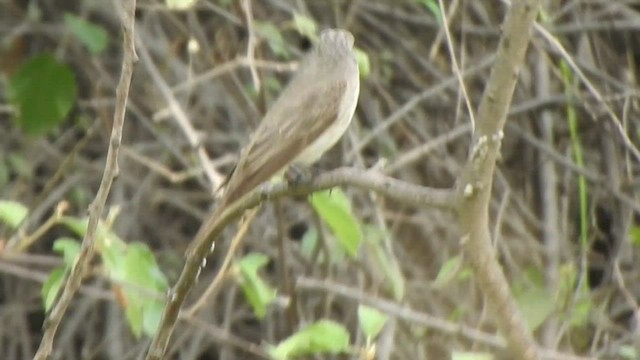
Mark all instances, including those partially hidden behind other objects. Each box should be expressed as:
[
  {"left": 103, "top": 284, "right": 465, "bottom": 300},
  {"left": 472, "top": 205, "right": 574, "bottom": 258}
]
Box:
[{"left": 191, "top": 28, "right": 360, "bottom": 252}]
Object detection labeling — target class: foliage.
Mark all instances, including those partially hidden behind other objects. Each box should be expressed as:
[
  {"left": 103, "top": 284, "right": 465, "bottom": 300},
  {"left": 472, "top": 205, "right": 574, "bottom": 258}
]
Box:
[
  {"left": 310, "top": 188, "right": 363, "bottom": 258},
  {"left": 64, "top": 14, "right": 108, "bottom": 54},
  {"left": 267, "top": 319, "right": 350, "bottom": 359},
  {"left": 0, "top": 200, "right": 29, "bottom": 229},
  {"left": 292, "top": 13, "right": 317, "bottom": 41},
  {"left": 8, "top": 54, "right": 77, "bottom": 136},
  {"left": 40, "top": 216, "right": 168, "bottom": 338},
  {"left": 414, "top": 0, "right": 442, "bottom": 23},
  {"left": 255, "top": 22, "right": 289, "bottom": 58},
  {"left": 236, "top": 252, "right": 277, "bottom": 319},
  {"left": 358, "top": 305, "right": 388, "bottom": 339}
]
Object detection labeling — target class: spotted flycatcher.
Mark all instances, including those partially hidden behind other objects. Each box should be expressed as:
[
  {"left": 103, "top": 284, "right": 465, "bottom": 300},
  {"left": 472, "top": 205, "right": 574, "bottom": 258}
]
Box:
[{"left": 188, "top": 28, "right": 359, "bottom": 250}]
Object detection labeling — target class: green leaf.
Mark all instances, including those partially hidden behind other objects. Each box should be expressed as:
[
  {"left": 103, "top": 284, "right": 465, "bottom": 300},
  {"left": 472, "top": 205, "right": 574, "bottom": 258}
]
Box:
[
  {"left": 451, "top": 351, "right": 494, "bottom": 360},
  {"left": 125, "top": 243, "right": 168, "bottom": 288},
  {"left": 268, "top": 320, "right": 350, "bottom": 359},
  {"left": 124, "top": 243, "right": 168, "bottom": 289},
  {"left": 58, "top": 216, "right": 128, "bottom": 272},
  {"left": 42, "top": 268, "right": 66, "bottom": 312},
  {"left": 300, "top": 226, "right": 345, "bottom": 264},
  {"left": 310, "top": 189, "right": 362, "bottom": 258},
  {"left": 415, "top": 0, "right": 442, "bottom": 24},
  {"left": 537, "top": 8, "right": 550, "bottom": 23},
  {"left": 64, "top": 14, "right": 108, "bottom": 54},
  {"left": 358, "top": 305, "right": 388, "bottom": 339},
  {"left": 354, "top": 48, "right": 370, "bottom": 78},
  {"left": 122, "top": 242, "right": 168, "bottom": 337},
  {"left": 512, "top": 269, "right": 554, "bottom": 332},
  {"left": 255, "top": 22, "right": 289, "bottom": 58},
  {"left": 100, "top": 235, "right": 128, "bottom": 277},
  {"left": 9, "top": 54, "right": 77, "bottom": 135},
  {"left": 52, "top": 238, "right": 81, "bottom": 268},
  {"left": 0, "top": 200, "right": 29, "bottom": 228},
  {"left": 629, "top": 226, "right": 640, "bottom": 247},
  {"left": 292, "top": 13, "right": 317, "bottom": 40},
  {"left": 143, "top": 299, "right": 165, "bottom": 337},
  {"left": 56, "top": 217, "right": 168, "bottom": 338},
  {"left": 237, "top": 253, "right": 276, "bottom": 319},
  {"left": 434, "top": 254, "right": 463, "bottom": 287},
  {"left": 58, "top": 216, "right": 87, "bottom": 236},
  {"left": 125, "top": 295, "right": 144, "bottom": 338}
]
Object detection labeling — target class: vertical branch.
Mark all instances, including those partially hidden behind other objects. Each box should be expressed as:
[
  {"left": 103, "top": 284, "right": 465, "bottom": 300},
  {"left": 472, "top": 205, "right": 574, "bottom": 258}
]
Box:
[
  {"left": 456, "top": 0, "right": 541, "bottom": 359},
  {"left": 33, "top": 1, "right": 138, "bottom": 358},
  {"left": 536, "top": 44, "right": 560, "bottom": 347}
]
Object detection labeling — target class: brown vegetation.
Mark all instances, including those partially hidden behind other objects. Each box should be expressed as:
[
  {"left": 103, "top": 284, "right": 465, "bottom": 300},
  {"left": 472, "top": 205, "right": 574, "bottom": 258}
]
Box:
[{"left": 1, "top": 1, "right": 638, "bottom": 359}]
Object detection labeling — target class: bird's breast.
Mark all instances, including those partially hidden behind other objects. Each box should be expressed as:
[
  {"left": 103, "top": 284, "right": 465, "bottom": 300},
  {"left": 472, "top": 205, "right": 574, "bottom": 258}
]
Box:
[{"left": 294, "top": 71, "right": 360, "bottom": 165}]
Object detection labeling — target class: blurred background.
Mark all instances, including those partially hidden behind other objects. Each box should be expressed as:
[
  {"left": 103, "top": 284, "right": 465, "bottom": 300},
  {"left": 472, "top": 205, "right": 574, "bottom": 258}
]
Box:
[{"left": 0, "top": 0, "right": 639, "bottom": 359}]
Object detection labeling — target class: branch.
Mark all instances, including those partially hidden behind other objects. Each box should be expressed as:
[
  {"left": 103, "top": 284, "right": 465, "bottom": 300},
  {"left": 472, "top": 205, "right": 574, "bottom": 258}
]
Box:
[
  {"left": 455, "top": 0, "right": 541, "bottom": 359},
  {"left": 297, "top": 276, "right": 506, "bottom": 348},
  {"left": 136, "top": 32, "right": 224, "bottom": 191},
  {"left": 33, "top": 1, "right": 137, "bottom": 359},
  {"left": 145, "top": 167, "right": 455, "bottom": 359},
  {"left": 296, "top": 277, "right": 597, "bottom": 360}
]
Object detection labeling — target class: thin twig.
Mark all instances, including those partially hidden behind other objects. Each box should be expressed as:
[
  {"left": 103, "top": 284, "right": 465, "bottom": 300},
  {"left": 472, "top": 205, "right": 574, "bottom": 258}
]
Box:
[
  {"left": 171, "top": 57, "right": 297, "bottom": 94},
  {"left": 241, "top": 0, "right": 260, "bottom": 91},
  {"left": 136, "top": 33, "right": 224, "bottom": 191},
  {"left": 533, "top": 22, "right": 640, "bottom": 164},
  {"left": 386, "top": 124, "right": 471, "bottom": 174},
  {"left": 180, "top": 314, "right": 270, "bottom": 359},
  {"left": 296, "top": 276, "right": 505, "bottom": 348},
  {"left": 437, "top": 0, "right": 475, "bottom": 131},
  {"left": 348, "top": 56, "right": 494, "bottom": 158},
  {"left": 33, "top": 1, "right": 138, "bottom": 358}
]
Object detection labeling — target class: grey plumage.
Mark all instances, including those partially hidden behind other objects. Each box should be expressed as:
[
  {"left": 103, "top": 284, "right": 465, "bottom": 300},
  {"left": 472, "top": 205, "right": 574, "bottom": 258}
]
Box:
[
  {"left": 220, "top": 29, "right": 359, "bottom": 207},
  {"left": 190, "top": 29, "right": 359, "bottom": 251}
]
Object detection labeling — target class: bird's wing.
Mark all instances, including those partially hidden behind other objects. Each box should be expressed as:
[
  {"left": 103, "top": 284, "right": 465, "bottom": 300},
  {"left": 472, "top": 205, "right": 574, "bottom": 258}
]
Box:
[{"left": 222, "top": 80, "right": 347, "bottom": 206}]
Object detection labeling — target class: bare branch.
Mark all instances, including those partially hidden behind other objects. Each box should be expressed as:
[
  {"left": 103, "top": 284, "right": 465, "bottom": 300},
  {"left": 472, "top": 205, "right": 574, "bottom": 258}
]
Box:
[
  {"left": 145, "top": 167, "right": 455, "bottom": 359},
  {"left": 33, "top": 1, "right": 138, "bottom": 358},
  {"left": 455, "top": 0, "right": 541, "bottom": 359}
]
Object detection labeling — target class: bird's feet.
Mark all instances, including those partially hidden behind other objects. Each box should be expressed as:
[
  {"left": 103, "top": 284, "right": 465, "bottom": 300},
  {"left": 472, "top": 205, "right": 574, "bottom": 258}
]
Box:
[{"left": 285, "top": 164, "right": 319, "bottom": 185}]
